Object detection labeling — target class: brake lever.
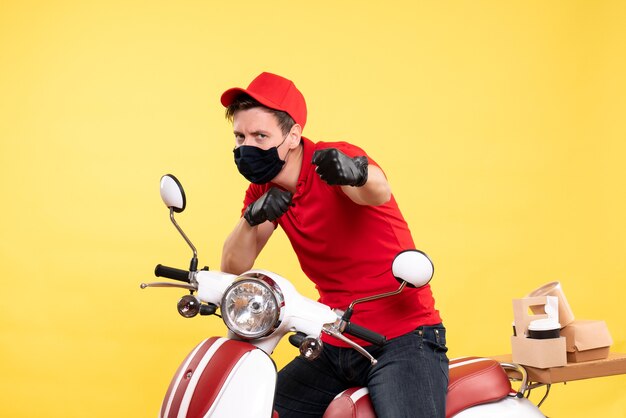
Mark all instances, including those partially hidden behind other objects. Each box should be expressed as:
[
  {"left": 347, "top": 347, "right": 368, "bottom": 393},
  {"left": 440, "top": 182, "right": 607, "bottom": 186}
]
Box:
[
  {"left": 140, "top": 282, "right": 197, "bottom": 291},
  {"left": 323, "top": 325, "right": 378, "bottom": 365}
]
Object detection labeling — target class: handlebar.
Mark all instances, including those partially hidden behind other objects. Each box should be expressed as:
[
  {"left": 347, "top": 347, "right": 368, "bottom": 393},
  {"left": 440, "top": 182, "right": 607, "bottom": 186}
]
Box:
[
  {"left": 289, "top": 332, "right": 307, "bottom": 348},
  {"left": 343, "top": 322, "right": 387, "bottom": 346},
  {"left": 154, "top": 264, "right": 190, "bottom": 283}
]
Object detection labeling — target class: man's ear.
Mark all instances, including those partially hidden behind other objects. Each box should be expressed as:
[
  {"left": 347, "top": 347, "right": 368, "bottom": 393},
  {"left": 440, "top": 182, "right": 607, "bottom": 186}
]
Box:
[{"left": 287, "top": 124, "right": 302, "bottom": 149}]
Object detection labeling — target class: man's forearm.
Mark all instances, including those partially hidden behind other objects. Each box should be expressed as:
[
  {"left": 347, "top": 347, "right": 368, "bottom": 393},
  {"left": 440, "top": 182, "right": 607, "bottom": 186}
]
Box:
[
  {"left": 221, "top": 218, "right": 258, "bottom": 274},
  {"left": 341, "top": 165, "right": 391, "bottom": 206}
]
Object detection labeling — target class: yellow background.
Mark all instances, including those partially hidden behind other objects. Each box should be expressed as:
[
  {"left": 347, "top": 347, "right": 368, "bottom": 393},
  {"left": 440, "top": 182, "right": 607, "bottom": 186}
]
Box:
[{"left": 1, "top": 0, "right": 625, "bottom": 416}]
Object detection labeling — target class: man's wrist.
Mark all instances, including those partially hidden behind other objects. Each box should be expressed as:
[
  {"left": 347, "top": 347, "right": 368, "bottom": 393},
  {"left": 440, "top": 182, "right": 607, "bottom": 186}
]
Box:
[
  {"left": 243, "top": 206, "right": 262, "bottom": 227},
  {"left": 352, "top": 156, "right": 369, "bottom": 187}
]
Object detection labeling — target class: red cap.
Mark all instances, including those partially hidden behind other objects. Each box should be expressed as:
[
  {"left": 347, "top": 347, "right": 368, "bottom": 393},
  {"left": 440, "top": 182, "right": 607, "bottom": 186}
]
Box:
[{"left": 220, "top": 72, "right": 307, "bottom": 128}]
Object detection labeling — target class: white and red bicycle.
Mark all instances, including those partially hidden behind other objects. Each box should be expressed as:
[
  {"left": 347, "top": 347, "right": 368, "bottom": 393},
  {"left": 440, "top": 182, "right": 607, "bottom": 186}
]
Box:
[{"left": 141, "top": 174, "right": 545, "bottom": 418}]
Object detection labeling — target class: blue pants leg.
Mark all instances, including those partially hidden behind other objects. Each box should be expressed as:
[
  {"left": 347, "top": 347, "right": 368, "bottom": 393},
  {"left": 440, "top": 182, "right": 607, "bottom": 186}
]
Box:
[{"left": 275, "top": 324, "right": 449, "bottom": 418}]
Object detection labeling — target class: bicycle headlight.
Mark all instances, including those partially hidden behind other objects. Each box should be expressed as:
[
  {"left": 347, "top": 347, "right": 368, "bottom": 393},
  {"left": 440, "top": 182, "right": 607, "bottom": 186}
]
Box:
[{"left": 221, "top": 274, "right": 284, "bottom": 339}]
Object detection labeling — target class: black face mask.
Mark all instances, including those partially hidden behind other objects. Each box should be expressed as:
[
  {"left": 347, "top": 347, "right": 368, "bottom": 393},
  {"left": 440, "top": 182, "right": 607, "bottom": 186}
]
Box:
[{"left": 233, "top": 140, "right": 286, "bottom": 184}]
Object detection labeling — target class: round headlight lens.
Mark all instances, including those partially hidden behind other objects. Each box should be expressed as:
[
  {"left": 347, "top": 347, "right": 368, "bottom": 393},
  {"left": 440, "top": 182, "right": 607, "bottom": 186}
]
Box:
[{"left": 221, "top": 276, "right": 282, "bottom": 339}]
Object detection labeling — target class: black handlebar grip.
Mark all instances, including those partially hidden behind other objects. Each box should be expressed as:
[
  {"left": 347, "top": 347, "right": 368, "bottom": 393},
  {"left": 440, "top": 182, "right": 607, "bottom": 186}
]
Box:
[
  {"left": 289, "top": 332, "right": 307, "bottom": 348},
  {"left": 344, "top": 322, "right": 387, "bottom": 346},
  {"left": 154, "top": 264, "right": 190, "bottom": 283}
]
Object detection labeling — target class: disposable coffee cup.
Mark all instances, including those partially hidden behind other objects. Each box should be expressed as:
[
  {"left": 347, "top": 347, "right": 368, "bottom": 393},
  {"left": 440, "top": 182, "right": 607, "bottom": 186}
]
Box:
[
  {"left": 527, "top": 318, "right": 561, "bottom": 339},
  {"left": 527, "top": 281, "right": 575, "bottom": 327}
]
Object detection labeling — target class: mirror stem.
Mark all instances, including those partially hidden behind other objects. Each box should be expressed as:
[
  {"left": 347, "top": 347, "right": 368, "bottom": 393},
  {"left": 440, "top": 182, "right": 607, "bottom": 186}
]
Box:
[
  {"left": 339, "top": 281, "right": 408, "bottom": 328},
  {"left": 169, "top": 208, "right": 198, "bottom": 271},
  {"left": 347, "top": 281, "right": 407, "bottom": 312}
]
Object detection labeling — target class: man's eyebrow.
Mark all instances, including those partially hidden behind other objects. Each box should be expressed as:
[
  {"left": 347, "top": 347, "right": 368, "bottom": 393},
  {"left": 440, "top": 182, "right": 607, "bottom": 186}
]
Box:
[{"left": 233, "top": 129, "right": 272, "bottom": 137}]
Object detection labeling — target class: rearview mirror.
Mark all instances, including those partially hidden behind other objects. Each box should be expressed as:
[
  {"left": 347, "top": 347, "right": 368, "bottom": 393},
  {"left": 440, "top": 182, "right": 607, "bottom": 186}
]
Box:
[
  {"left": 392, "top": 250, "right": 434, "bottom": 288},
  {"left": 160, "top": 174, "right": 186, "bottom": 213}
]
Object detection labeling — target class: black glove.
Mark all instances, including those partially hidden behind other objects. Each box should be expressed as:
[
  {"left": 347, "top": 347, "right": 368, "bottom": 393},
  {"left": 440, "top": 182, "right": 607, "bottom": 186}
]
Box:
[
  {"left": 312, "top": 148, "right": 368, "bottom": 187},
  {"left": 243, "top": 187, "right": 293, "bottom": 227}
]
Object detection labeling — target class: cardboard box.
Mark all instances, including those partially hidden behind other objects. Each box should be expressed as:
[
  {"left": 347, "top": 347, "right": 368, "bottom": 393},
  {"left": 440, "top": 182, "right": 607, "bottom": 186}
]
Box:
[
  {"left": 511, "top": 297, "right": 567, "bottom": 368},
  {"left": 560, "top": 320, "right": 613, "bottom": 363}
]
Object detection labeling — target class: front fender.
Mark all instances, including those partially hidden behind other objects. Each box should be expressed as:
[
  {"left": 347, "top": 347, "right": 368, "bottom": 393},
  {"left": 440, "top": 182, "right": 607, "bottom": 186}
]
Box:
[{"left": 160, "top": 337, "right": 276, "bottom": 418}]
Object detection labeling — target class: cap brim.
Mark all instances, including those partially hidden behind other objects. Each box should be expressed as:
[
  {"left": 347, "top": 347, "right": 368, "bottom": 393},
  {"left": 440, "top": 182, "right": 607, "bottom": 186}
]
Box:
[{"left": 220, "top": 87, "right": 283, "bottom": 111}]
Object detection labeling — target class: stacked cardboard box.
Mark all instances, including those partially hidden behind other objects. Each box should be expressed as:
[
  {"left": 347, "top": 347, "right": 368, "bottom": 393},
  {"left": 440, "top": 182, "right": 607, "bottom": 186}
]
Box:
[{"left": 511, "top": 282, "right": 613, "bottom": 369}]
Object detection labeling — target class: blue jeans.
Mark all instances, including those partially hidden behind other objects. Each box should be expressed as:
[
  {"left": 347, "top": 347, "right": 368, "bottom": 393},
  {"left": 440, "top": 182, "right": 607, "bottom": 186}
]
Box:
[{"left": 275, "top": 324, "right": 449, "bottom": 418}]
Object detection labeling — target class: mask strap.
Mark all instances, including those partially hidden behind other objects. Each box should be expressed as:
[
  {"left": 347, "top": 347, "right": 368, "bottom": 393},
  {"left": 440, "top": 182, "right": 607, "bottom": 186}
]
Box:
[
  {"left": 276, "top": 134, "right": 292, "bottom": 162},
  {"left": 276, "top": 135, "right": 288, "bottom": 149}
]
